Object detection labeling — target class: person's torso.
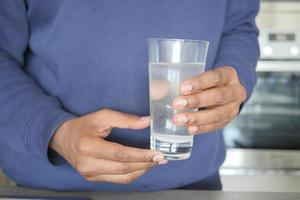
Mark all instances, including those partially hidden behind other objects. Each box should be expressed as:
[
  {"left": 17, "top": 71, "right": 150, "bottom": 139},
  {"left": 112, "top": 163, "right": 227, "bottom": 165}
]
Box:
[{"left": 24, "top": 0, "right": 227, "bottom": 191}]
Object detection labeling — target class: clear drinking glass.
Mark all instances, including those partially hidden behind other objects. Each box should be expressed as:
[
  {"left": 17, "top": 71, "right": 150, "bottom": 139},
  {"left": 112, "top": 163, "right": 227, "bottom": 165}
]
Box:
[{"left": 148, "top": 38, "right": 209, "bottom": 160}]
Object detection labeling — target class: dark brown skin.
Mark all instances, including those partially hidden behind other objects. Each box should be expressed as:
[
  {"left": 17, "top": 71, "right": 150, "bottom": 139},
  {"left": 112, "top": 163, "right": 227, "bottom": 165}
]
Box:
[
  {"left": 50, "top": 109, "right": 167, "bottom": 184},
  {"left": 50, "top": 66, "right": 246, "bottom": 184},
  {"left": 172, "top": 66, "right": 247, "bottom": 134}
]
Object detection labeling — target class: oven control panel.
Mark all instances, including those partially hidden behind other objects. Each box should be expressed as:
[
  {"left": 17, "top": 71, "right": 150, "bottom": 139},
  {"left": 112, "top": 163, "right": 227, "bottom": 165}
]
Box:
[
  {"left": 256, "top": 1, "right": 300, "bottom": 60},
  {"left": 260, "top": 30, "right": 300, "bottom": 60}
]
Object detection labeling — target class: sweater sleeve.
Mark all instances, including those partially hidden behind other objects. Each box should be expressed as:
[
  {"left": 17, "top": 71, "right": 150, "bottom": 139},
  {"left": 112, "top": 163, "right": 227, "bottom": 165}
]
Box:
[
  {"left": 213, "top": 0, "right": 260, "bottom": 101},
  {"left": 0, "top": 0, "right": 74, "bottom": 172}
]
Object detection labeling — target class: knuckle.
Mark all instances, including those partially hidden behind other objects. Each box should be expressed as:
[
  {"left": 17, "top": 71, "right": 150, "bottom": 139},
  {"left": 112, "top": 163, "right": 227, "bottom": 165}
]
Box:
[
  {"left": 98, "top": 109, "right": 114, "bottom": 119},
  {"left": 228, "top": 66, "right": 237, "bottom": 76},
  {"left": 215, "top": 89, "right": 226, "bottom": 104},
  {"left": 98, "top": 125, "right": 112, "bottom": 137},
  {"left": 119, "top": 164, "right": 131, "bottom": 174},
  {"left": 214, "top": 111, "right": 223, "bottom": 123},
  {"left": 192, "top": 95, "right": 201, "bottom": 107},
  {"left": 100, "top": 130, "right": 111, "bottom": 138},
  {"left": 114, "top": 149, "right": 129, "bottom": 162},
  {"left": 142, "top": 153, "right": 150, "bottom": 162},
  {"left": 224, "top": 66, "right": 235, "bottom": 73},
  {"left": 185, "top": 113, "right": 196, "bottom": 124},
  {"left": 213, "top": 70, "right": 223, "bottom": 84}
]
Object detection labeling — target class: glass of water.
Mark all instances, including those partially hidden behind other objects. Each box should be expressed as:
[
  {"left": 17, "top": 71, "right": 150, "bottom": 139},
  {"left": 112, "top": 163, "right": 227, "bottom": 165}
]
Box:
[{"left": 148, "top": 38, "right": 209, "bottom": 160}]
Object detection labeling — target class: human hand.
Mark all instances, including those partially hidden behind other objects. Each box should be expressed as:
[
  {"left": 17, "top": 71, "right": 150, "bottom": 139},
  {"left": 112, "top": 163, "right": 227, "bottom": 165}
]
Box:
[
  {"left": 172, "top": 66, "right": 247, "bottom": 134},
  {"left": 50, "top": 109, "right": 166, "bottom": 184}
]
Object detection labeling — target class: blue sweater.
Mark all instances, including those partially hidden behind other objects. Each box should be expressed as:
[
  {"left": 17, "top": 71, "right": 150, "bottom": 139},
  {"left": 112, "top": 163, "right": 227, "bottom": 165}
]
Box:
[{"left": 0, "top": 0, "right": 259, "bottom": 191}]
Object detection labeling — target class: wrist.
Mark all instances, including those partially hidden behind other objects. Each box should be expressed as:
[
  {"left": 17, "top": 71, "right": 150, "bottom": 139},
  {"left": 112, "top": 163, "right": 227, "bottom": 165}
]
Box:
[{"left": 50, "top": 118, "right": 73, "bottom": 156}]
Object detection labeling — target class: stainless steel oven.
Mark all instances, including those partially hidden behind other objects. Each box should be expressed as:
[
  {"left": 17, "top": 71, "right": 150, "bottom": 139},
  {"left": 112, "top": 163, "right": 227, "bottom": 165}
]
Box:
[
  {"left": 221, "top": 0, "right": 300, "bottom": 192},
  {"left": 224, "top": 70, "right": 300, "bottom": 149}
]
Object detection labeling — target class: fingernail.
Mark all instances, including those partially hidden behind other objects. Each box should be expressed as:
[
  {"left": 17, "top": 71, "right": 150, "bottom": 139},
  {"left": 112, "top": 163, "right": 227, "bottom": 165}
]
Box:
[
  {"left": 174, "top": 98, "right": 187, "bottom": 108},
  {"left": 139, "top": 116, "right": 150, "bottom": 123},
  {"left": 152, "top": 154, "right": 165, "bottom": 162},
  {"left": 181, "top": 84, "right": 192, "bottom": 94},
  {"left": 189, "top": 126, "right": 198, "bottom": 134},
  {"left": 158, "top": 160, "right": 168, "bottom": 165},
  {"left": 176, "top": 115, "right": 188, "bottom": 124}
]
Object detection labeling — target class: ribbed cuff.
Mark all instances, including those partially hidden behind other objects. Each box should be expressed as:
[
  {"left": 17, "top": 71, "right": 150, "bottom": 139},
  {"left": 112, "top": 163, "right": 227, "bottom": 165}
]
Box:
[{"left": 24, "top": 97, "right": 75, "bottom": 161}]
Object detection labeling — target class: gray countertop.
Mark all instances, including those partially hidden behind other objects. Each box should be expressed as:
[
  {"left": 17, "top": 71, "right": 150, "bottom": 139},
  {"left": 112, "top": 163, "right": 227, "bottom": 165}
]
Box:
[{"left": 1, "top": 187, "right": 300, "bottom": 200}]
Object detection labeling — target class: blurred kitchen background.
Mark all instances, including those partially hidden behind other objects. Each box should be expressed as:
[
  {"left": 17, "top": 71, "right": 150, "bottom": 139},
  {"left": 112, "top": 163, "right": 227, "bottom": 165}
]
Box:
[
  {"left": 221, "top": 0, "right": 300, "bottom": 192},
  {"left": 1, "top": 0, "right": 300, "bottom": 192}
]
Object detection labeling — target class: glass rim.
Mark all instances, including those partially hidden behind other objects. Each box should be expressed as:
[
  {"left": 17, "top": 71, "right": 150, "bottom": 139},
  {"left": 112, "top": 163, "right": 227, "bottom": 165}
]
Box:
[{"left": 148, "top": 37, "right": 209, "bottom": 45}]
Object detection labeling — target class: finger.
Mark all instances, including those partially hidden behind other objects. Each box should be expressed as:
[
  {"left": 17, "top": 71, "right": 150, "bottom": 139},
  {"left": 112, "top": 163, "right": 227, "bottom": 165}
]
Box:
[
  {"left": 173, "top": 102, "right": 239, "bottom": 126},
  {"left": 86, "top": 169, "right": 149, "bottom": 184},
  {"left": 188, "top": 120, "right": 230, "bottom": 135},
  {"left": 173, "top": 84, "right": 239, "bottom": 109},
  {"left": 78, "top": 136, "right": 165, "bottom": 163},
  {"left": 77, "top": 158, "right": 158, "bottom": 177},
  {"left": 179, "top": 66, "right": 238, "bottom": 95},
  {"left": 150, "top": 79, "right": 172, "bottom": 100},
  {"left": 98, "top": 109, "right": 151, "bottom": 129}
]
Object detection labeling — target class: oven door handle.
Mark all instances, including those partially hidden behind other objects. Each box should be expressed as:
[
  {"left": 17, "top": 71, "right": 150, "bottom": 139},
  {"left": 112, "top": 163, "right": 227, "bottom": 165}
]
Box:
[{"left": 257, "top": 60, "right": 300, "bottom": 72}]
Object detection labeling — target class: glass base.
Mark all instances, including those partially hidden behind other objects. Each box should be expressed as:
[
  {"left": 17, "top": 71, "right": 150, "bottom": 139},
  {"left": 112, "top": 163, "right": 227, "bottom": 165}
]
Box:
[{"left": 151, "top": 135, "right": 192, "bottom": 160}]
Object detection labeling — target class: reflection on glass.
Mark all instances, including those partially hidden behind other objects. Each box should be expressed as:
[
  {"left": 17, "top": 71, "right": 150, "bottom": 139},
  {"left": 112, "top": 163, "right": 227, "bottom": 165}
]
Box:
[{"left": 224, "top": 72, "right": 300, "bottom": 149}]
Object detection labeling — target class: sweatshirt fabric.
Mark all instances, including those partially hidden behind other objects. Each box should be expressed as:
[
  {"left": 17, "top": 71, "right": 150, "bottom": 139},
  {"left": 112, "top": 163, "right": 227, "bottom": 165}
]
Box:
[{"left": 0, "top": 0, "right": 259, "bottom": 191}]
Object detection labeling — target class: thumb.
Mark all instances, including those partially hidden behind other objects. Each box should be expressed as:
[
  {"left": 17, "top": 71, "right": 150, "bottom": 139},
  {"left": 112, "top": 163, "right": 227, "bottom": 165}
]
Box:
[{"left": 98, "top": 109, "right": 151, "bottom": 129}]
